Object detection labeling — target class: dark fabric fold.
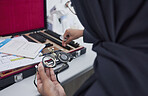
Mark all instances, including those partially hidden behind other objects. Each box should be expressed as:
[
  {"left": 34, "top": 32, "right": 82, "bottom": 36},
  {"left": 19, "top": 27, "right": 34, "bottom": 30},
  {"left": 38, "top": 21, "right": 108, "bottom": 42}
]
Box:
[
  {"left": 71, "top": 0, "right": 148, "bottom": 96},
  {"left": 83, "top": 29, "right": 98, "bottom": 43},
  {"left": 93, "top": 42, "right": 148, "bottom": 96}
]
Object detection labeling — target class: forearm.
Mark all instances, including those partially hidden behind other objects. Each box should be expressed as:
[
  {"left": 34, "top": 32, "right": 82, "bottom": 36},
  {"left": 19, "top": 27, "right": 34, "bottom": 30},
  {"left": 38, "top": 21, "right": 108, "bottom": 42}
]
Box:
[{"left": 78, "top": 29, "right": 84, "bottom": 37}]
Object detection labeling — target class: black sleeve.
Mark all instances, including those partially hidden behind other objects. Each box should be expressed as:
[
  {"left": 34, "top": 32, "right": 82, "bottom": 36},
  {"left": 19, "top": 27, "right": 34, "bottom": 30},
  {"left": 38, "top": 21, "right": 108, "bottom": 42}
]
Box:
[{"left": 83, "top": 29, "right": 97, "bottom": 43}]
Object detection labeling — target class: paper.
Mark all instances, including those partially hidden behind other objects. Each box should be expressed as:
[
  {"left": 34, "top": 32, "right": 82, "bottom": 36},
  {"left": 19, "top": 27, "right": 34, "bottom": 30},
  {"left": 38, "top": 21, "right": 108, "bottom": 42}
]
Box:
[
  {"left": 0, "top": 38, "right": 45, "bottom": 58},
  {"left": 0, "top": 36, "right": 43, "bottom": 72},
  {"left": 0, "top": 53, "right": 43, "bottom": 72}
]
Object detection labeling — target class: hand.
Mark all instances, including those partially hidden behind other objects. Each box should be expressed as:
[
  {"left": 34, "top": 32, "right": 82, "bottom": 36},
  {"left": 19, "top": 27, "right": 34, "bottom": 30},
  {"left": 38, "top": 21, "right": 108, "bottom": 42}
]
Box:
[
  {"left": 37, "top": 62, "right": 66, "bottom": 96},
  {"left": 62, "top": 29, "right": 83, "bottom": 46}
]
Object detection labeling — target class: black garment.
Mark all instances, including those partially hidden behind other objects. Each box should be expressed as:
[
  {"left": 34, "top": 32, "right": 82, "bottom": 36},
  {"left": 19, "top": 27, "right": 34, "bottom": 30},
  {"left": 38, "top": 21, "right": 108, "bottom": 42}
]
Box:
[{"left": 71, "top": 0, "right": 148, "bottom": 96}]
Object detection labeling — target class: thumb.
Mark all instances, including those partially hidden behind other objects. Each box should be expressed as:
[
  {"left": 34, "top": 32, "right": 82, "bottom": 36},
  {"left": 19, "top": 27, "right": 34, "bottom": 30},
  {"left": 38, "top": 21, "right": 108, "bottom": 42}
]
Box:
[
  {"left": 62, "top": 37, "right": 72, "bottom": 47},
  {"left": 38, "top": 62, "right": 48, "bottom": 82},
  {"left": 64, "top": 37, "right": 72, "bottom": 45},
  {"left": 63, "top": 29, "right": 70, "bottom": 39}
]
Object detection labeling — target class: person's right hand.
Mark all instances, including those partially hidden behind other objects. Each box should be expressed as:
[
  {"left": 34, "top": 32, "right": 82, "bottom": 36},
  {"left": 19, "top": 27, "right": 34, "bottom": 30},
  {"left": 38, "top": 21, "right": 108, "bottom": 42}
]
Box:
[{"left": 62, "top": 29, "right": 83, "bottom": 46}]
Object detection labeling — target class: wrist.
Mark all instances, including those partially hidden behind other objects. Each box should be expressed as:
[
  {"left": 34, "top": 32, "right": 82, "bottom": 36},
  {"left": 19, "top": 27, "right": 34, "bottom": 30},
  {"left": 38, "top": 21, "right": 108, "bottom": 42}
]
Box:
[{"left": 80, "top": 30, "right": 84, "bottom": 37}]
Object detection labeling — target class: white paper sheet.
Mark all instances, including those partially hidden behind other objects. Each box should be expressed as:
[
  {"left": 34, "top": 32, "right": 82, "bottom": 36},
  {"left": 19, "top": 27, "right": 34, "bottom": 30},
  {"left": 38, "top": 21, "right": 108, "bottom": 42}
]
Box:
[
  {"left": 0, "top": 38, "right": 45, "bottom": 58},
  {"left": 0, "top": 36, "right": 43, "bottom": 72},
  {"left": 0, "top": 53, "right": 43, "bottom": 72}
]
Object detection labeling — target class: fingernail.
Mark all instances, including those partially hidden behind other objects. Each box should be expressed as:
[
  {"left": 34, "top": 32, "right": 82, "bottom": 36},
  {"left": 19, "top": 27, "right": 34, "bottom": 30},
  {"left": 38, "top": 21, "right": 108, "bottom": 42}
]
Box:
[
  {"left": 38, "top": 63, "right": 42, "bottom": 68},
  {"left": 38, "top": 64, "right": 41, "bottom": 69}
]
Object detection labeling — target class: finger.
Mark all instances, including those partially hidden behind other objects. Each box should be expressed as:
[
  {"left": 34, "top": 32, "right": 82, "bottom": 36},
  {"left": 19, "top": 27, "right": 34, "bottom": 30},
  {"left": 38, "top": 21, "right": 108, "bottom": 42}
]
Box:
[
  {"left": 38, "top": 62, "right": 48, "bottom": 82},
  {"left": 45, "top": 68, "right": 50, "bottom": 78},
  {"left": 62, "top": 40, "right": 66, "bottom": 46},
  {"left": 37, "top": 72, "right": 40, "bottom": 81},
  {"left": 63, "top": 29, "right": 69, "bottom": 39},
  {"left": 63, "top": 30, "right": 71, "bottom": 40},
  {"left": 62, "top": 40, "right": 68, "bottom": 47},
  {"left": 64, "top": 37, "right": 73, "bottom": 45},
  {"left": 37, "top": 78, "right": 42, "bottom": 85},
  {"left": 49, "top": 68, "right": 57, "bottom": 82},
  {"left": 37, "top": 72, "right": 42, "bottom": 86}
]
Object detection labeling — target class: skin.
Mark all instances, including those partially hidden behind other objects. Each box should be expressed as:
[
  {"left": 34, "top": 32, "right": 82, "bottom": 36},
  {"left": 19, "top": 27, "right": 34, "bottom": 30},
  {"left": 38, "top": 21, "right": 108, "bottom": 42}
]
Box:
[
  {"left": 62, "top": 29, "right": 84, "bottom": 46},
  {"left": 37, "top": 63, "right": 66, "bottom": 96},
  {"left": 37, "top": 29, "right": 84, "bottom": 96}
]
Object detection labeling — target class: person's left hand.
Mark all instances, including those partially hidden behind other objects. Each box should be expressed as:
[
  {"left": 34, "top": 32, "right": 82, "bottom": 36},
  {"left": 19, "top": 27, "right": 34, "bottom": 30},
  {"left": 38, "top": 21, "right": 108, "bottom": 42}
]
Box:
[{"left": 37, "top": 62, "right": 66, "bottom": 96}]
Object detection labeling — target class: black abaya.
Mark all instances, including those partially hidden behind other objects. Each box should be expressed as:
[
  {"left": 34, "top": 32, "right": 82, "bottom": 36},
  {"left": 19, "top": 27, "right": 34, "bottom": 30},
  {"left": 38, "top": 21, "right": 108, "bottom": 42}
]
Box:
[{"left": 71, "top": 0, "right": 148, "bottom": 96}]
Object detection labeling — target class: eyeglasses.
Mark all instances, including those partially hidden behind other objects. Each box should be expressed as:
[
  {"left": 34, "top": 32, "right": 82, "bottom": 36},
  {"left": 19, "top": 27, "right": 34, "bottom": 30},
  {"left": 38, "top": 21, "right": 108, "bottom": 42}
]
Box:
[
  {"left": 65, "top": 1, "right": 76, "bottom": 15},
  {"left": 42, "top": 51, "right": 73, "bottom": 68},
  {"left": 33, "top": 63, "right": 69, "bottom": 87},
  {"left": 33, "top": 50, "right": 73, "bottom": 87}
]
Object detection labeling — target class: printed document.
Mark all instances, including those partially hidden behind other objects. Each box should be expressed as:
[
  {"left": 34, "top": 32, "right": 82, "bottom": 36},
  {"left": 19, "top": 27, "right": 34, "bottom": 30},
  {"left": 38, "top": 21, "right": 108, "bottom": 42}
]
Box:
[
  {"left": 0, "top": 36, "right": 44, "bottom": 72},
  {"left": 0, "top": 38, "right": 45, "bottom": 58},
  {"left": 0, "top": 53, "right": 42, "bottom": 72}
]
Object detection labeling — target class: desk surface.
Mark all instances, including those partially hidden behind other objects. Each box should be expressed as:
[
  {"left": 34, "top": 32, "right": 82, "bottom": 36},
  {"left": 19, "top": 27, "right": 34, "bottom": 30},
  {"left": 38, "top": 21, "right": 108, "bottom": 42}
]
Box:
[{"left": 0, "top": 38, "right": 96, "bottom": 96}]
